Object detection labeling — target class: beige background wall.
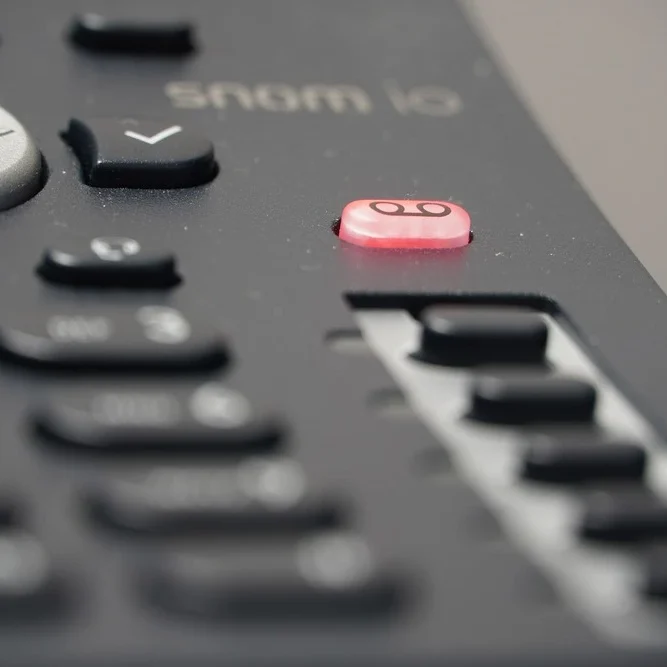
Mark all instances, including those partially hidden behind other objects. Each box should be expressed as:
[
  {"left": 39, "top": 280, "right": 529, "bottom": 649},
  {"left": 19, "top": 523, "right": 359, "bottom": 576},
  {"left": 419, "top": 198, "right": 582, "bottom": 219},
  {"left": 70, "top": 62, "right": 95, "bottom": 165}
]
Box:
[{"left": 465, "top": 0, "right": 667, "bottom": 292}]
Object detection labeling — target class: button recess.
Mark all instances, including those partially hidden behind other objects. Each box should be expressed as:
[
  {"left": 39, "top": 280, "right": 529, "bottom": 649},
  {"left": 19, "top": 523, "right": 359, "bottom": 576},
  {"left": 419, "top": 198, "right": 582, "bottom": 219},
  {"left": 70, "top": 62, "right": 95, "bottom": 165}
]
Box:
[
  {"left": 417, "top": 306, "right": 548, "bottom": 366},
  {"left": 35, "top": 383, "right": 283, "bottom": 455},
  {"left": 87, "top": 461, "right": 340, "bottom": 535},
  {"left": 338, "top": 199, "right": 471, "bottom": 249},
  {"left": 470, "top": 375, "right": 597, "bottom": 424}
]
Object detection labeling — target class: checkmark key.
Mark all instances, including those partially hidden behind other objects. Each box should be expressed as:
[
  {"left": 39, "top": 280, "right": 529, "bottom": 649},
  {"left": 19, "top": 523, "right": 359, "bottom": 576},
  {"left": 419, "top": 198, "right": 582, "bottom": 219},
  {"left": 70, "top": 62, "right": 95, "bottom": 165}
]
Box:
[
  {"left": 124, "top": 125, "right": 183, "bottom": 145},
  {"left": 63, "top": 118, "right": 218, "bottom": 188}
]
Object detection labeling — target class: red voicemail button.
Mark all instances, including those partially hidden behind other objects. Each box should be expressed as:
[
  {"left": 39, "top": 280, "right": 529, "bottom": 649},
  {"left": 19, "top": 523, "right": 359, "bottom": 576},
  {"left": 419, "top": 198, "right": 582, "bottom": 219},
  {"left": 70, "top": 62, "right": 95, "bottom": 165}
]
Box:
[{"left": 338, "top": 199, "right": 471, "bottom": 249}]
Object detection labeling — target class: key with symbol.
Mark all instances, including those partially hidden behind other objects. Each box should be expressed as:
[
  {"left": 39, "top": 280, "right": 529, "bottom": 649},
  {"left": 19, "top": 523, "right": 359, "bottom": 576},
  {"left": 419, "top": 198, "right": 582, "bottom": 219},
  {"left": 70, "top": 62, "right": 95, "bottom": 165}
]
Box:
[
  {"left": 38, "top": 236, "right": 180, "bottom": 288},
  {"left": 63, "top": 117, "right": 218, "bottom": 188},
  {"left": 138, "top": 533, "right": 401, "bottom": 620},
  {"left": 34, "top": 382, "right": 283, "bottom": 455},
  {"left": 0, "top": 306, "right": 227, "bottom": 372},
  {"left": 85, "top": 460, "right": 341, "bottom": 535}
]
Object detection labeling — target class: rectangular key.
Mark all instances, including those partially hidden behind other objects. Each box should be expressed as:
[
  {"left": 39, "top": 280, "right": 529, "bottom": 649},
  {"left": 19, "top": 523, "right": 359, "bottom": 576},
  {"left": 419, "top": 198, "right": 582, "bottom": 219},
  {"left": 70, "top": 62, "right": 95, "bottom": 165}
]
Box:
[
  {"left": 470, "top": 376, "right": 597, "bottom": 424},
  {"left": 0, "top": 307, "right": 226, "bottom": 372},
  {"left": 521, "top": 436, "right": 647, "bottom": 483},
  {"left": 34, "top": 383, "right": 283, "bottom": 455},
  {"left": 139, "top": 533, "right": 401, "bottom": 620},
  {"left": 86, "top": 462, "right": 341, "bottom": 535},
  {"left": 579, "top": 490, "right": 667, "bottom": 542}
]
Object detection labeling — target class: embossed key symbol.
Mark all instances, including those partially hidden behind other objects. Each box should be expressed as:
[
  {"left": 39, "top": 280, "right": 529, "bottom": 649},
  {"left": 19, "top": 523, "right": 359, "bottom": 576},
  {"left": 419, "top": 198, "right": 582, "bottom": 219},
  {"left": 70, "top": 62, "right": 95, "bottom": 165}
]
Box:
[
  {"left": 338, "top": 198, "right": 471, "bottom": 249},
  {"left": 91, "top": 237, "right": 141, "bottom": 262},
  {"left": 136, "top": 306, "right": 192, "bottom": 345},
  {"left": 368, "top": 201, "right": 451, "bottom": 217}
]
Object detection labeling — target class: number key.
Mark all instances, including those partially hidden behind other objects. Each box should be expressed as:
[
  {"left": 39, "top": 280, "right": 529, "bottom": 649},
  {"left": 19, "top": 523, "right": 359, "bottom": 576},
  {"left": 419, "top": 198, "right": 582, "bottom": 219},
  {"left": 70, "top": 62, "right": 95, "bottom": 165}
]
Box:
[{"left": 0, "top": 307, "right": 227, "bottom": 372}]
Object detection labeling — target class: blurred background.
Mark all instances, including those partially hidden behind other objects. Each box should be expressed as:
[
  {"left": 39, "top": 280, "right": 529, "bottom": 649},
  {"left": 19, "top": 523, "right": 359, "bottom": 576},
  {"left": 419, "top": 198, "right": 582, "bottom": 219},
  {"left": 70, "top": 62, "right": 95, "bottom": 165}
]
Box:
[{"left": 466, "top": 0, "right": 667, "bottom": 293}]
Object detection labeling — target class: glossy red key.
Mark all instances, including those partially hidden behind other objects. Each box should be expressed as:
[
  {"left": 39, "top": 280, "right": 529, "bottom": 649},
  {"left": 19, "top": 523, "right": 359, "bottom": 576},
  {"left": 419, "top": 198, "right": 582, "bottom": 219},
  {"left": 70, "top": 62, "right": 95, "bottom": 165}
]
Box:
[{"left": 338, "top": 199, "right": 471, "bottom": 249}]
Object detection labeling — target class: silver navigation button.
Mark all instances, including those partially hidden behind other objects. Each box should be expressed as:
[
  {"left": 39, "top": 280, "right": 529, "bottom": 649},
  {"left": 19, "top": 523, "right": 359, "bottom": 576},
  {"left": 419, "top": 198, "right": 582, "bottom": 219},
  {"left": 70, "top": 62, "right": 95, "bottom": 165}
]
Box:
[{"left": 0, "top": 106, "right": 42, "bottom": 211}]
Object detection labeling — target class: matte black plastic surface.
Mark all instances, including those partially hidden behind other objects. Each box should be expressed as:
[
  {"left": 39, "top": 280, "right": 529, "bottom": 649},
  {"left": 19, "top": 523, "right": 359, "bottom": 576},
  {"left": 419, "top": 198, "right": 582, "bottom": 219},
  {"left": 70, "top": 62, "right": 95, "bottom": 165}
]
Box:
[{"left": 1, "top": 1, "right": 667, "bottom": 666}]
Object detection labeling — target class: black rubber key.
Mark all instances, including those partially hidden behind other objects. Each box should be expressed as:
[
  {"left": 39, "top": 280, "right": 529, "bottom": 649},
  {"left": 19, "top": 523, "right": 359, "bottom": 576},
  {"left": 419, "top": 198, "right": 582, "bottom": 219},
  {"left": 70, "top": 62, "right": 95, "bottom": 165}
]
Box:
[
  {"left": 69, "top": 14, "right": 195, "bottom": 54},
  {"left": 0, "top": 306, "right": 226, "bottom": 372},
  {"left": 418, "top": 306, "right": 548, "bottom": 367},
  {"left": 38, "top": 237, "right": 180, "bottom": 288},
  {"left": 87, "top": 462, "right": 340, "bottom": 535},
  {"left": 35, "top": 383, "right": 283, "bottom": 455},
  {"left": 522, "top": 436, "right": 646, "bottom": 483},
  {"left": 470, "top": 375, "right": 597, "bottom": 424},
  {"left": 139, "top": 533, "right": 400, "bottom": 620},
  {"left": 579, "top": 490, "right": 667, "bottom": 542}
]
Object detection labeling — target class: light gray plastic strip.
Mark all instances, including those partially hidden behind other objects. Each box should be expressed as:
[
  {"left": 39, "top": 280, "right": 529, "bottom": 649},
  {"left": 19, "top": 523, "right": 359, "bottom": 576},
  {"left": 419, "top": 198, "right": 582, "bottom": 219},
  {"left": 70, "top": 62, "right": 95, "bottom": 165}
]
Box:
[{"left": 355, "top": 308, "right": 667, "bottom": 646}]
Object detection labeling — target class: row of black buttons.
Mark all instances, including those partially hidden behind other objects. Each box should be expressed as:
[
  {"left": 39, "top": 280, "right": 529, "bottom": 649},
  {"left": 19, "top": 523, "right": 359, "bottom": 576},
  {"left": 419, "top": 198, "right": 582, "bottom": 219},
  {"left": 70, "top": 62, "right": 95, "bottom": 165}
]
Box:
[
  {"left": 521, "top": 432, "right": 667, "bottom": 600},
  {"left": 0, "top": 187, "right": 400, "bottom": 621},
  {"left": 4, "top": 355, "right": 400, "bottom": 619},
  {"left": 12, "top": 343, "right": 401, "bottom": 616},
  {"left": 1, "top": 307, "right": 224, "bottom": 372},
  {"left": 417, "top": 306, "right": 599, "bottom": 424},
  {"left": 0, "top": 507, "right": 395, "bottom": 620},
  {"left": 413, "top": 305, "right": 667, "bottom": 601}
]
